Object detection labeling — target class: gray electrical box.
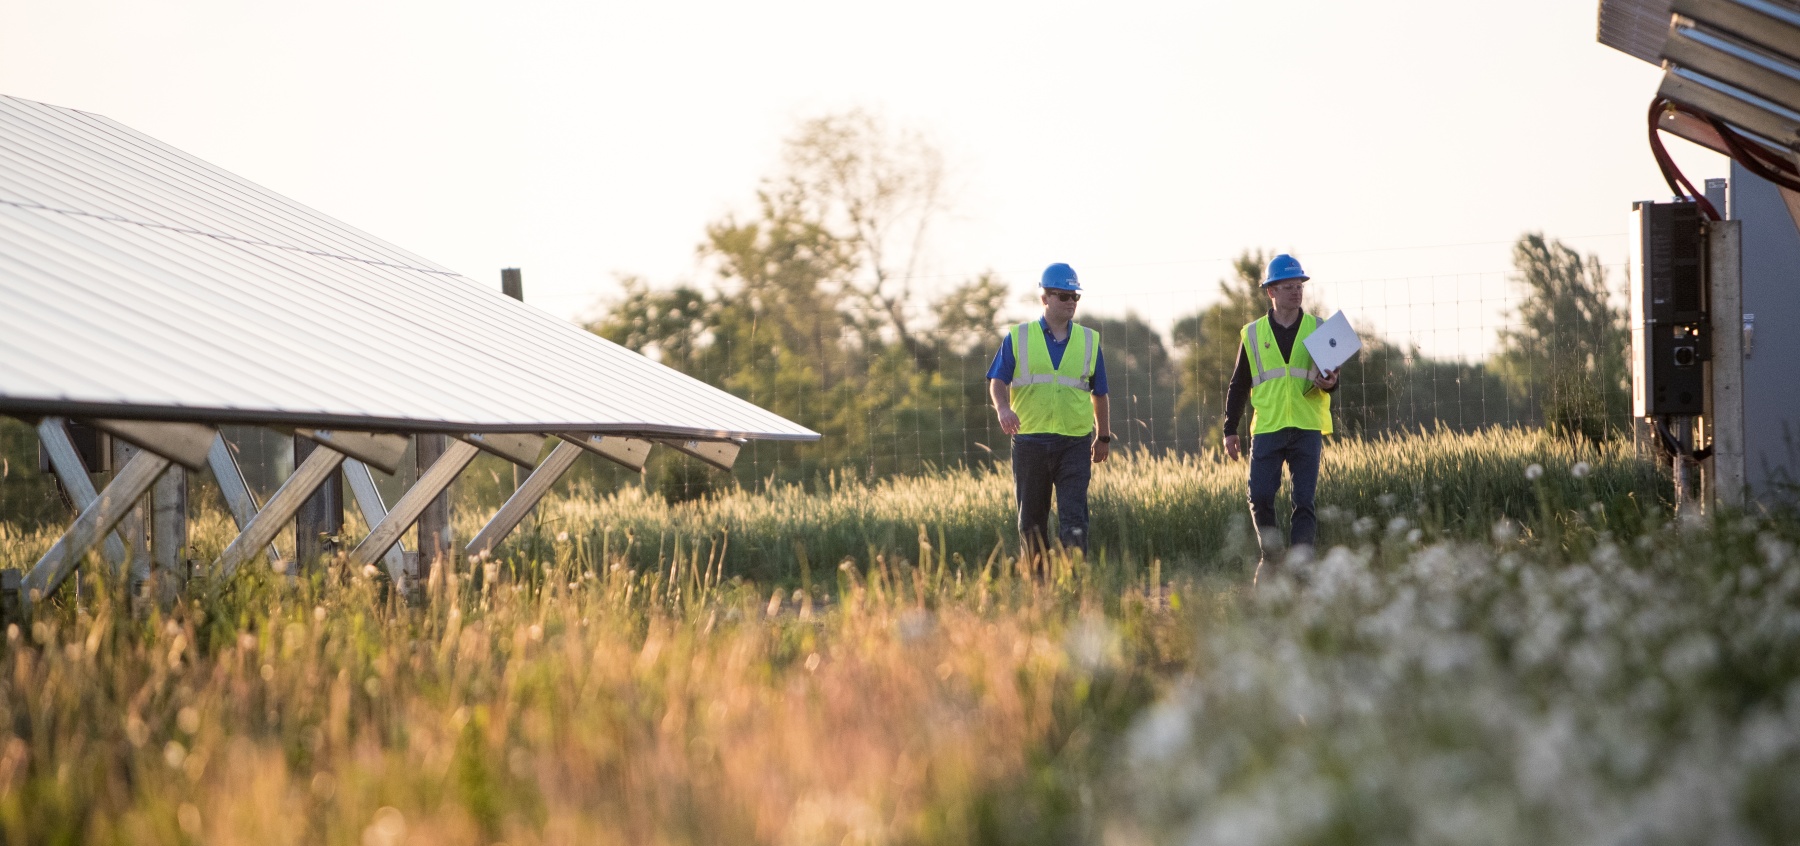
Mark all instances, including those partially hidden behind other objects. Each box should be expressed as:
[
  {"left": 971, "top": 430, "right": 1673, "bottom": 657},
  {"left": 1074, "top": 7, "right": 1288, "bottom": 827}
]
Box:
[
  {"left": 1730, "top": 163, "right": 1800, "bottom": 501},
  {"left": 1630, "top": 200, "right": 1709, "bottom": 417}
]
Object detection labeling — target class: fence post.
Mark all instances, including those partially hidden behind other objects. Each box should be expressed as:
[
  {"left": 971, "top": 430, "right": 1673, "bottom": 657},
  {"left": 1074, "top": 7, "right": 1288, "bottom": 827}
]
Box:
[{"left": 502, "top": 267, "right": 525, "bottom": 495}]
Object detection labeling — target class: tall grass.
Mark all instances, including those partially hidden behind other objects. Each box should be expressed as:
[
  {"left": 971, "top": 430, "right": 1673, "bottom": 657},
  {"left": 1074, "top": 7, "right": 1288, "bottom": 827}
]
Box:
[
  {"left": 501, "top": 428, "right": 1666, "bottom": 583},
  {"left": 4, "top": 427, "right": 1777, "bottom": 845}
]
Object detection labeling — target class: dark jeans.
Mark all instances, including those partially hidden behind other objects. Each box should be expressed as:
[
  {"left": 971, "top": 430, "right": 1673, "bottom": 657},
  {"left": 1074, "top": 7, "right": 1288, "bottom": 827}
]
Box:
[
  {"left": 1013, "top": 434, "right": 1093, "bottom": 554},
  {"left": 1248, "top": 427, "right": 1323, "bottom": 553}
]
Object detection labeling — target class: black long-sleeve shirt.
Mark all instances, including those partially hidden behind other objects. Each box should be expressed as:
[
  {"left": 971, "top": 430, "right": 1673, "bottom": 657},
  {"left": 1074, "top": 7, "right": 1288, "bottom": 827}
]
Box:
[{"left": 1222, "top": 310, "right": 1338, "bottom": 435}]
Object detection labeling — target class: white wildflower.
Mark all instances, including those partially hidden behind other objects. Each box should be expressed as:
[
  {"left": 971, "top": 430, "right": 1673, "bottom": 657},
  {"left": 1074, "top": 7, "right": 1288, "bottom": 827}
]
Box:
[{"left": 1524, "top": 463, "right": 1543, "bottom": 481}]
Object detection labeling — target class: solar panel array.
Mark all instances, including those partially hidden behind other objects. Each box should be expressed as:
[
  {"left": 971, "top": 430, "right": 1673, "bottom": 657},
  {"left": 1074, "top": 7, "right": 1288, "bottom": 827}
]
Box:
[
  {"left": 1598, "top": 0, "right": 1676, "bottom": 65},
  {"left": 0, "top": 94, "right": 818, "bottom": 443}
]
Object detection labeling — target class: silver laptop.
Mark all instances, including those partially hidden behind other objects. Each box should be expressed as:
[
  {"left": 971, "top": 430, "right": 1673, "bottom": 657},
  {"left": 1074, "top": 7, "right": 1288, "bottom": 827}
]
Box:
[{"left": 1303, "top": 310, "right": 1362, "bottom": 373}]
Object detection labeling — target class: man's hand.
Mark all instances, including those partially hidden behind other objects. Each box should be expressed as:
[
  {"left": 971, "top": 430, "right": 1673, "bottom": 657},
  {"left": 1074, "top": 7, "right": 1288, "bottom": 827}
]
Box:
[
  {"left": 1312, "top": 368, "right": 1339, "bottom": 390},
  {"left": 1092, "top": 438, "right": 1110, "bottom": 464},
  {"left": 997, "top": 408, "right": 1021, "bottom": 435},
  {"left": 1224, "top": 434, "right": 1242, "bottom": 461}
]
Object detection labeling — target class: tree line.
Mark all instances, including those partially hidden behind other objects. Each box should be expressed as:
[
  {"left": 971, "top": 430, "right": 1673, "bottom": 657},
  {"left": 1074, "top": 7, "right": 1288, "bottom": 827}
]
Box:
[{"left": 585, "top": 111, "right": 1630, "bottom": 499}]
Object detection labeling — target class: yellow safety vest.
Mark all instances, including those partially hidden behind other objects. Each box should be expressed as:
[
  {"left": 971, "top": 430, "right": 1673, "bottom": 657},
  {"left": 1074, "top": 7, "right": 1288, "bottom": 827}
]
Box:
[
  {"left": 1010, "top": 320, "right": 1099, "bottom": 437},
  {"left": 1241, "top": 314, "right": 1332, "bottom": 435}
]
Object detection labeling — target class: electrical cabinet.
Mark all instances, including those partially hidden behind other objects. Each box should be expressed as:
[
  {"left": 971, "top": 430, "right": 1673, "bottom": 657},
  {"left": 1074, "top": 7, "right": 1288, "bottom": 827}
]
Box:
[{"left": 1630, "top": 200, "right": 1709, "bottom": 416}]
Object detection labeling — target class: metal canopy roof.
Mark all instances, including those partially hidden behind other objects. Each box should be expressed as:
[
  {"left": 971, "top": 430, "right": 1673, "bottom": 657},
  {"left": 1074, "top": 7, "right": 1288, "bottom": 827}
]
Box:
[{"left": 0, "top": 94, "right": 818, "bottom": 443}]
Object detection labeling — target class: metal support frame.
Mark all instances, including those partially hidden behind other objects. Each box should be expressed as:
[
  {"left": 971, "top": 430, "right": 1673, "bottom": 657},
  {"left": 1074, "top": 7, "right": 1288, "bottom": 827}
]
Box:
[
  {"left": 214, "top": 446, "right": 347, "bottom": 578},
  {"left": 36, "top": 418, "right": 128, "bottom": 566},
  {"left": 351, "top": 439, "right": 480, "bottom": 582},
  {"left": 343, "top": 459, "right": 409, "bottom": 575},
  {"left": 24, "top": 448, "right": 172, "bottom": 606},
  {"left": 206, "top": 434, "right": 281, "bottom": 564}
]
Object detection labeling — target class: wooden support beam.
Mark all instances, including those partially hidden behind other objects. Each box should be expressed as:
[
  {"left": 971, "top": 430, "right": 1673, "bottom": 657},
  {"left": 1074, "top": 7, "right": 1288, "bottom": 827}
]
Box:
[
  {"left": 465, "top": 439, "right": 582, "bottom": 559},
  {"left": 563, "top": 433, "right": 652, "bottom": 471},
  {"left": 657, "top": 438, "right": 742, "bottom": 472},
  {"left": 214, "top": 446, "right": 346, "bottom": 578},
  {"left": 25, "top": 449, "right": 171, "bottom": 606},
  {"left": 342, "top": 459, "right": 410, "bottom": 577},
  {"left": 90, "top": 419, "right": 215, "bottom": 470},
  {"left": 455, "top": 432, "right": 545, "bottom": 468},
  {"left": 353, "top": 439, "right": 480, "bottom": 583},
  {"left": 293, "top": 429, "right": 408, "bottom": 474},
  {"left": 206, "top": 434, "right": 281, "bottom": 564},
  {"left": 36, "top": 418, "right": 128, "bottom": 567}
]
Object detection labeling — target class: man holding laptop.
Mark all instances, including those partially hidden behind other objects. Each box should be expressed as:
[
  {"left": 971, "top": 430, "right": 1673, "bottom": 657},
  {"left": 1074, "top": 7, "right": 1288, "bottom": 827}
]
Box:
[{"left": 1222, "top": 253, "right": 1352, "bottom": 585}]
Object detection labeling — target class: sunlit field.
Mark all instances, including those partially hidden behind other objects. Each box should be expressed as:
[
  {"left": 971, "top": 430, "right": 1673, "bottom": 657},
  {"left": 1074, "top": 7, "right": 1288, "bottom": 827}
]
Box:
[{"left": 2, "top": 428, "right": 1797, "bottom": 845}]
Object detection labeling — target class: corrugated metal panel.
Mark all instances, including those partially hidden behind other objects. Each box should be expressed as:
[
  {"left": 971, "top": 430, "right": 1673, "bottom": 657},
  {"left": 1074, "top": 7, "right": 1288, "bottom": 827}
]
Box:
[
  {"left": 1599, "top": 0, "right": 1675, "bottom": 65},
  {"left": 0, "top": 95, "right": 818, "bottom": 442}
]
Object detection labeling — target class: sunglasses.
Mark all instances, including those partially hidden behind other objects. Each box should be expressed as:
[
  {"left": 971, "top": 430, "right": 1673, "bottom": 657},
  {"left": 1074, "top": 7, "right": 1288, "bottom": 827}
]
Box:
[{"left": 1048, "top": 291, "right": 1081, "bottom": 303}]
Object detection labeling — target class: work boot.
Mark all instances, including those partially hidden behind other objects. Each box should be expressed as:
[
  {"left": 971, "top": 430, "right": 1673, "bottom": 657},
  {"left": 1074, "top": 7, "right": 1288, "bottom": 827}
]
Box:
[{"left": 1252, "top": 525, "right": 1284, "bottom": 587}]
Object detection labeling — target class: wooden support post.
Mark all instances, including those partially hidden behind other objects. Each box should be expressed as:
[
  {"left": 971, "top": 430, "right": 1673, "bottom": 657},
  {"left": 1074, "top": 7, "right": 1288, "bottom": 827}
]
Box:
[
  {"left": 214, "top": 447, "right": 347, "bottom": 578},
  {"left": 150, "top": 463, "right": 187, "bottom": 600},
  {"left": 293, "top": 436, "right": 344, "bottom": 574},
  {"left": 1705, "top": 220, "right": 1746, "bottom": 509},
  {"left": 414, "top": 434, "right": 454, "bottom": 583},
  {"left": 111, "top": 438, "right": 152, "bottom": 587},
  {"left": 26, "top": 449, "right": 172, "bottom": 606}
]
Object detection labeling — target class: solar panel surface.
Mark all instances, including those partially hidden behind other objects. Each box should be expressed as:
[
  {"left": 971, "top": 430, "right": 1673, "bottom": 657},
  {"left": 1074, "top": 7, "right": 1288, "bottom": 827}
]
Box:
[{"left": 0, "top": 95, "right": 818, "bottom": 442}]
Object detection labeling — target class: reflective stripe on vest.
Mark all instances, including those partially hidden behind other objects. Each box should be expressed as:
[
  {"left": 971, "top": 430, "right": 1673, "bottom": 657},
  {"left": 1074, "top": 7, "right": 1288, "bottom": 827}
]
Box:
[
  {"left": 1010, "top": 320, "right": 1100, "bottom": 437},
  {"left": 1012, "top": 323, "right": 1096, "bottom": 388},
  {"left": 1244, "top": 319, "right": 1318, "bottom": 387},
  {"left": 1241, "top": 314, "right": 1332, "bottom": 436}
]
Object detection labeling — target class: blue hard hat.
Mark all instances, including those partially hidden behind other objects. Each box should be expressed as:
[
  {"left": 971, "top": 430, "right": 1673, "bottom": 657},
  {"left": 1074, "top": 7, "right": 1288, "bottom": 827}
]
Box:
[
  {"left": 1041, "top": 262, "right": 1081, "bottom": 291},
  {"left": 1262, "top": 254, "right": 1309, "bottom": 287}
]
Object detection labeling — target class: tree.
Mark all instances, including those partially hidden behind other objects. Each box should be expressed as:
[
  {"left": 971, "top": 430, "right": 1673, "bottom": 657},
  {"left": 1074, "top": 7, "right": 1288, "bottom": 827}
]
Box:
[
  {"left": 1173, "top": 250, "right": 1274, "bottom": 447},
  {"left": 590, "top": 111, "right": 1004, "bottom": 492},
  {"left": 1491, "top": 233, "right": 1630, "bottom": 443}
]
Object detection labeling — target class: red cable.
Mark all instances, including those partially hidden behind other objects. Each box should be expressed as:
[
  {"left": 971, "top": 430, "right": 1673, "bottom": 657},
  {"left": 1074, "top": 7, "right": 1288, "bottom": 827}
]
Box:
[
  {"left": 1707, "top": 116, "right": 1800, "bottom": 192},
  {"left": 1649, "top": 99, "right": 1724, "bottom": 221}
]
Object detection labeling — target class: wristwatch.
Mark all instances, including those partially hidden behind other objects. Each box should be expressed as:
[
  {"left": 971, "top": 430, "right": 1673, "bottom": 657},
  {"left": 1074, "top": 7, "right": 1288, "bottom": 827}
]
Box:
[{"left": 1097, "top": 434, "right": 1113, "bottom": 444}]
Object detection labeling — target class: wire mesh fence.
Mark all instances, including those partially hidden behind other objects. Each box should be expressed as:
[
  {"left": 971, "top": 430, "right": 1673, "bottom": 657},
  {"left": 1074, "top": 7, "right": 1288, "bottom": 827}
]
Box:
[{"left": 608, "top": 260, "right": 1641, "bottom": 501}]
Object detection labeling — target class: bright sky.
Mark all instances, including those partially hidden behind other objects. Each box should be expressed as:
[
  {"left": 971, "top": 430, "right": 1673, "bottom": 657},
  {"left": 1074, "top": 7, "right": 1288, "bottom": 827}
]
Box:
[{"left": 2, "top": 0, "right": 1727, "bottom": 360}]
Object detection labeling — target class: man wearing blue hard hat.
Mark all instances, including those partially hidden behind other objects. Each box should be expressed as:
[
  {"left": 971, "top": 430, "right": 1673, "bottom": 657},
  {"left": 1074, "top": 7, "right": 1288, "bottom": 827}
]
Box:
[
  {"left": 986, "top": 262, "right": 1112, "bottom": 556},
  {"left": 1222, "top": 253, "right": 1339, "bottom": 584}
]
